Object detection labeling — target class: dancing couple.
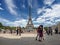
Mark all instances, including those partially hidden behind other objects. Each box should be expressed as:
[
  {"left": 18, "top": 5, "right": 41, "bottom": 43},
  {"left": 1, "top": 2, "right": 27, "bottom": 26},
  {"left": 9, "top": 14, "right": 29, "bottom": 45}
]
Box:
[{"left": 36, "top": 25, "right": 44, "bottom": 42}]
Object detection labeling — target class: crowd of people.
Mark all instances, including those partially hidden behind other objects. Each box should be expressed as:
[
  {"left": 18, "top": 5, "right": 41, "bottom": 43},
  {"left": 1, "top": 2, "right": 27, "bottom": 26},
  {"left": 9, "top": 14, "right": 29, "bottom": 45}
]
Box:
[
  {"left": 0, "top": 25, "right": 59, "bottom": 42},
  {"left": 35, "top": 25, "right": 59, "bottom": 42},
  {"left": 0, "top": 27, "right": 22, "bottom": 36}
]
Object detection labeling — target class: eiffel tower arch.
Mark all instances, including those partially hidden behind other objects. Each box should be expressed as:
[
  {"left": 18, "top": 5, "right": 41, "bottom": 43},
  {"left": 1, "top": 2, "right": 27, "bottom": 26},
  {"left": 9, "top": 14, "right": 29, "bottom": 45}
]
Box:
[{"left": 26, "top": 3, "right": 34, "bottom": 32}]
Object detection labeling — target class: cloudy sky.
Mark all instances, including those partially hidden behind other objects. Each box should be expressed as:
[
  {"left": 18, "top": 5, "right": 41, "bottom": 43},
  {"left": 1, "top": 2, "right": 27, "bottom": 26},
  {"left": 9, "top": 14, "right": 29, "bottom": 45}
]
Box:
[{"left": 0, "top": 0, "right": 60, "bottom": 27}]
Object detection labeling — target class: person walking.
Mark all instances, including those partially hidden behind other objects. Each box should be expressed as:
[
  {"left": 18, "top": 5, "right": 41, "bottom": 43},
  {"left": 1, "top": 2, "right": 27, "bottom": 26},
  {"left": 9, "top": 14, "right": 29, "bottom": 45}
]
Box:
[
  {"left": 36, "top": 26, "right": 40, "bottom": 40},
  {"left": 49, "top": 27, "right": 53, "bottom": 35},
  {"left": 55, "top": 27, "right": 58, "bottom": 34},
  {"left": 36, "top": 25, "right": 44, "bottom": 41},
  {"left": 10, "top": 29, "right": 12, "bottom": 34},
  {"left": 19, "top": 27, "right": 22, "bottom": 36},
  {"left": 16, "top": 28, "right": 19, "bottom": 35},
  {"left": 39, "top": 25, "right": 44, "bottom": 41}
]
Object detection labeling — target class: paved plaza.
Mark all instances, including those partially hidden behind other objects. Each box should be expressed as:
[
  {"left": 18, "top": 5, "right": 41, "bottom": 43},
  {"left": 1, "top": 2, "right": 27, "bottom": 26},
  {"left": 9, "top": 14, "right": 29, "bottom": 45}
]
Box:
[{"left": 0, "top": 33, "right": 60, "bottom": 45}]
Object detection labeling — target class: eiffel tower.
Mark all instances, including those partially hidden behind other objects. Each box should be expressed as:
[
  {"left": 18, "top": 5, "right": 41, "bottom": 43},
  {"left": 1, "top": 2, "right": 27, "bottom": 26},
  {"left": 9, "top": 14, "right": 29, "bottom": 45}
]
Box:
[{"left": 26, "top": 4, "right": 34, "bottom": 32}]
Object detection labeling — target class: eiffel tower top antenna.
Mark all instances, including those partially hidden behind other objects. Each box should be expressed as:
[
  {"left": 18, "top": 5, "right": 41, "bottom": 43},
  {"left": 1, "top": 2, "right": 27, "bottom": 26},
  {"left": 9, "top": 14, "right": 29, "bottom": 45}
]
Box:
[
  {"left": 28, "top": 0, "right": 32, "bottom": 20},
  {"left": 28, "top": 5, "right": 32, "bottom": 22}
]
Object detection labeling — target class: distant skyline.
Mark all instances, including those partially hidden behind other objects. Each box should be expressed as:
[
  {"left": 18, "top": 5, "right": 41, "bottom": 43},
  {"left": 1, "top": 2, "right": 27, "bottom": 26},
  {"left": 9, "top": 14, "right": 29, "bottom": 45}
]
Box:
[{"left": 0, "top": 0, "right": 60, "bottom": 27}]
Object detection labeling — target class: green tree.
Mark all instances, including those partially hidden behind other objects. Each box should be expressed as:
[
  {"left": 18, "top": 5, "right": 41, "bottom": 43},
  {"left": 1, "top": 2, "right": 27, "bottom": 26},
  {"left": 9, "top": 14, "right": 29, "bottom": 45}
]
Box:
[
  {"left": 0, "top": 23, "right": 3, "bottom": 26},
  {"left": 44, "top": 27, "right": 48, "bottom": 31},
  {"left": 0, "top": 22, "right": 3, "bottom": 29}
]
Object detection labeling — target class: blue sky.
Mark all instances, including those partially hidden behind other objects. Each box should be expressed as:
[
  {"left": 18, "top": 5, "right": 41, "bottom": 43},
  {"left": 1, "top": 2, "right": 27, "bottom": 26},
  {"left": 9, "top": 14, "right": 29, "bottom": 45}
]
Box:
[{"left": 0, "top": 0, "right": 60, "bottom": 27}]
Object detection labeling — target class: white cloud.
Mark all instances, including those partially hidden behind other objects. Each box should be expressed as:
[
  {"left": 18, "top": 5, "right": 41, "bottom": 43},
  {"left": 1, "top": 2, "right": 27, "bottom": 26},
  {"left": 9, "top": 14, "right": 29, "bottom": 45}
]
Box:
[
  {"left": 13, "top": 19, "right": 27, "bottom": 27},
  {"left": 0, "top": 3, "right": 1, "bottom": 5},
  {"left": 0, "top": 7, "right": 4, "bottom": 10},
  {"left": 32, "top": 18, "right": 35, "bottom": 21},
  {"left": 37, "top": 8, "right": 43, "bottom": 14},
  {"left": 0, "top": 18, "right": 10, "bottom": 26},
  {"left": 28, "top": 0, "right": 32, "bottom": 8},
  {"left": 55, "top": 19, "right": 60, "bottom": 23},
  {"left": 37, "top": 4, "right": 60, "bottom": 19},
  {"left": 0, "top": 18, "right": 27, "bottom": 27},
  {"left": 22, "top": 4, "right": 25, "bottom": 8},
  {"left": 44, "top": 21, "right": 54, "bottom": 27},
  {"left": 37, "top": 7, "right": 45, "bottom": 14},
  {"left": 42, "top": 4, "right": 60, "bottom": 18},
  {"left": 22, "top": 0, "right": 26, "bottom": 8},
  {"left": 36, "top": 17, "right": 45, "bottom": 23},
  {"left": 44, "top": 0, "right": 55, "bottom": 5},
  {"left": 34, "top": 24, "right": 39, "bottom": 27},
  {"left": 0, "top": 3, "right": 4, "bottom": 10},
  {"left": 36, "top": 4, "right": 60, "bottom": 27},
  {"left": 5, "top": 0, "right": 17, "bottom": 15}
]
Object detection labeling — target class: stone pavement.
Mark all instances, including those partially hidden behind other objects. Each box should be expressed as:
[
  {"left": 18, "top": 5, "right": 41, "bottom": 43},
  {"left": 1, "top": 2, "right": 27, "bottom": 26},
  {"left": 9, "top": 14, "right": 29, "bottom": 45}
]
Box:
[{"left": 0, "top": 33, "right": 60, "bottom": 45}]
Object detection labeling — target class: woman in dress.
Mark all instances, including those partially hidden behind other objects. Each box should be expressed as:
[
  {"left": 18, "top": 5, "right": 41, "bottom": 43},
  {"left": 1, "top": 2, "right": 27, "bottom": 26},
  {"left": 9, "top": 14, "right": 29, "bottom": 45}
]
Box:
[{"left": 36, "top": 25, "right": 44, "bottom": 41}]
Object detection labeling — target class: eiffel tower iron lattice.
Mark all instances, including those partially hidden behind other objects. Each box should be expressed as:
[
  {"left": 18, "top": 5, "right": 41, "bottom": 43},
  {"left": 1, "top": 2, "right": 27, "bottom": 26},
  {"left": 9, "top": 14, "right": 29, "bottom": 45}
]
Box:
[{"left": 26, "top": 4, "right": 34, "bottom": 32}]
